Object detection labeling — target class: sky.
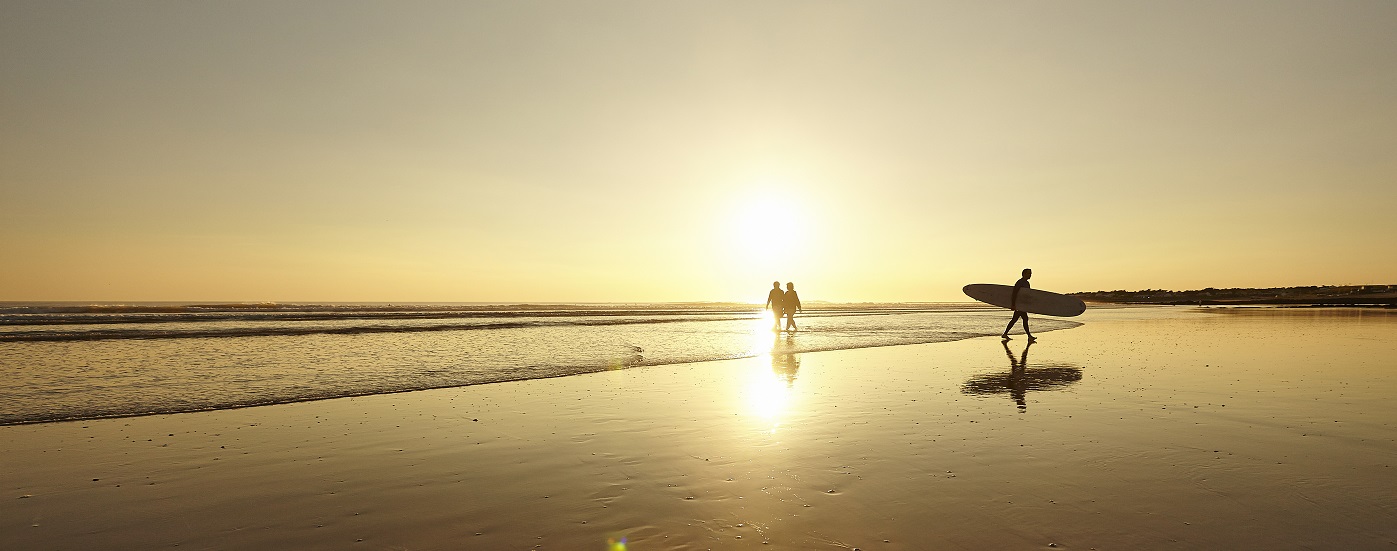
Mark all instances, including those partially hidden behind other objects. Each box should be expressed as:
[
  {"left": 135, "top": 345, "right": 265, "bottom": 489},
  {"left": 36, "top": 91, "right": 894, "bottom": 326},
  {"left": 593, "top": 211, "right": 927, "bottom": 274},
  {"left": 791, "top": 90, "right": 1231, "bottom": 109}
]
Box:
[{"left": 2, "top": 1, "right": 1395, "bottom": 303}]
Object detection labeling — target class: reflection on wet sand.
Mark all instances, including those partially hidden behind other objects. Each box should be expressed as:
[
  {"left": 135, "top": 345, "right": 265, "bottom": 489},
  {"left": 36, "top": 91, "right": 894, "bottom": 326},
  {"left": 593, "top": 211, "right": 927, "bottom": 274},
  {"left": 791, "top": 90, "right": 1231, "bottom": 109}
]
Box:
[
  {"left": 744, "top": 334, "right": 802, "bottom": 426},
  {"left": 961, "top": 340, "right": 1082, "bottom": 412},
  {"left": 771, "top": 333, "right": 801, "bottom": 386}
]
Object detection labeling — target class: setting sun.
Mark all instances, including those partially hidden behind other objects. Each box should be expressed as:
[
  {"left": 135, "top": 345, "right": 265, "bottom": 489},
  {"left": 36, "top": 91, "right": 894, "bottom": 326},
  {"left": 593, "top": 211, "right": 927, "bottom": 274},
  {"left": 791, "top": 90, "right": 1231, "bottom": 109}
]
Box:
[{"left": 730, "top": 193, "right": 806, "bottom": 260}]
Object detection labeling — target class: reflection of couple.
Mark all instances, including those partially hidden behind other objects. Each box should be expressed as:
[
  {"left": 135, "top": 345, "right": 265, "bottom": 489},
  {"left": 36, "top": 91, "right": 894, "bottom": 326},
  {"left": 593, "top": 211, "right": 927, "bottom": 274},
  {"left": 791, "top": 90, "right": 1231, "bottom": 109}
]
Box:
[
  {"left": 771, "top": 332, "right": 800, "bottom": 386},
  {"left": 764, "top": 281, "right": 803, "bottom": 332}
]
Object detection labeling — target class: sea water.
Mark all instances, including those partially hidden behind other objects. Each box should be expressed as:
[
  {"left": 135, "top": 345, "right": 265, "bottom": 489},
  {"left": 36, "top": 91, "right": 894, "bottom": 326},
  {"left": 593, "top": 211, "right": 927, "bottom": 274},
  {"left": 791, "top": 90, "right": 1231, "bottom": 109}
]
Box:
[{"left": 0, "top": 302, "right": 1079, "bottom": 424}]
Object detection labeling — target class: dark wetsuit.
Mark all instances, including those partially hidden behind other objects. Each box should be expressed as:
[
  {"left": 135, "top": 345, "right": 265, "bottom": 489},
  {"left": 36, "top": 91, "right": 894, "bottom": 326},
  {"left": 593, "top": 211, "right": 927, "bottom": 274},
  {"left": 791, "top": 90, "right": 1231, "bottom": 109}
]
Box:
[{"left": 1004, "top": 277, "right": 1031, "bottom": 336}]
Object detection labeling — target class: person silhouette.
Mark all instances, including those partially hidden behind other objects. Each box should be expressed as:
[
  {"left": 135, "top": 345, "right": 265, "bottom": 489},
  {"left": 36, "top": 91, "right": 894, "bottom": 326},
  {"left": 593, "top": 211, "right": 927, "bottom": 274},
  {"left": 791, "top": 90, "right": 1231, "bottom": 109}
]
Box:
[
  {"left": 1003, "top": 339, "right": 1032, "bottom": 412},
  {"left": 764, "top": 281, "right": 785, "bottom": 331},
  {"left": 1001, "top": 268, "right": 1035, "bottom": 342},
  {"left": 960, "top": 339, "right": 1080, "bottom": 412},
  {"left": 782, "top": 282, "right": 802, "bottom": 332}
]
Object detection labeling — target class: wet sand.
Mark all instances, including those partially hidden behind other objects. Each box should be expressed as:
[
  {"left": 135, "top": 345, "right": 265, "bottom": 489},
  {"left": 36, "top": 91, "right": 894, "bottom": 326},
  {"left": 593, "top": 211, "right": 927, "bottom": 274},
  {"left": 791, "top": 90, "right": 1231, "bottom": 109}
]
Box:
[{"left": 3, "top": 307, "right": 1395, "bottom": 549}]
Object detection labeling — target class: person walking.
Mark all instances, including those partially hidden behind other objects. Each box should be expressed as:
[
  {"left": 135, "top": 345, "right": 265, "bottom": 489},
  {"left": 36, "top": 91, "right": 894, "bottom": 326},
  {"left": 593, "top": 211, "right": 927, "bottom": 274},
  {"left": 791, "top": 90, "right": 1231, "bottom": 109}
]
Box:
[
  {"left": 782, "top": 282, "right": 802, "bottom": 332},
  {"left": 1001, "top": 268, "right": 1035, "bottom": 342},
  {"left": 764, "top": 281, "right": 785, "bottom": 332}
]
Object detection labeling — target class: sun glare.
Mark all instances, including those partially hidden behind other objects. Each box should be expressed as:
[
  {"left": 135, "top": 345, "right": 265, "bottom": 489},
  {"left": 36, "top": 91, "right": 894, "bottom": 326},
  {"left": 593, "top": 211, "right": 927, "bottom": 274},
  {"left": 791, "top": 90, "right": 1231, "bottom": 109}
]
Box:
[
  {"left": 743, "top": 360, "right": 792, "bottom": 426},
  {"left": 726, "top": 186, "right": 811, "bottom": 269},
  {"left": 738, "top": 206, "right": 798, "bottom": 242}
]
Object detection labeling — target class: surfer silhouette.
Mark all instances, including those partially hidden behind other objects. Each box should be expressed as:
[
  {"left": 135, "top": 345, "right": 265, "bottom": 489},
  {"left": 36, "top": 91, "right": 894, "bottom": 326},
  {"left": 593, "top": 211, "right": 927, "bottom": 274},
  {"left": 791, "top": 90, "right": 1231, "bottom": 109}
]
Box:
[
  {"left": 1004, "top": 339, "right": 1031, "bottom": 411},
  {"left": 782, "top": 282, "right": 802, "bottom": 332},
  {"left": 765, "top": 281, "right": 785, "bottom": 331},
  {"left": 961, "top": 339, "right": 1081, "bottom": 412},
  {"left": 1001, "top": 268, "right": 1035, "bottom": 342}
]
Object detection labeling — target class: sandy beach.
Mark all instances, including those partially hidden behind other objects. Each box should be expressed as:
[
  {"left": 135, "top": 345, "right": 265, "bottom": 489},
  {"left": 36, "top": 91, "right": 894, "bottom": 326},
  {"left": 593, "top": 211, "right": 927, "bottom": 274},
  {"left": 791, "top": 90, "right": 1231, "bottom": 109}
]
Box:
[{"left": 3, "top": 306, "right": 1395, "bottom": 550}]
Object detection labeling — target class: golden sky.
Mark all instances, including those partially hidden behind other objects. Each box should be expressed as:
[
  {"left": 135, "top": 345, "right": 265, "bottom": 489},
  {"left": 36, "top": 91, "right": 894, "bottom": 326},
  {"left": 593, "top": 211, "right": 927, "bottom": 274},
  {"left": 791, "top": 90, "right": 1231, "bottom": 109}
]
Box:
[{"left": 2, "top": 2, "right": 1395, "bottom": 302}]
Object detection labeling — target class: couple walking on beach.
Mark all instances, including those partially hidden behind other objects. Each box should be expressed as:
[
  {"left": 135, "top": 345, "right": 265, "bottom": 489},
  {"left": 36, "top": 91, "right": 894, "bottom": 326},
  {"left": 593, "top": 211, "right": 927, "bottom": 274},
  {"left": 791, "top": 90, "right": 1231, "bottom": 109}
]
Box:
[{"left": 765, "top": 281, "right": 803, "bottom": 332}]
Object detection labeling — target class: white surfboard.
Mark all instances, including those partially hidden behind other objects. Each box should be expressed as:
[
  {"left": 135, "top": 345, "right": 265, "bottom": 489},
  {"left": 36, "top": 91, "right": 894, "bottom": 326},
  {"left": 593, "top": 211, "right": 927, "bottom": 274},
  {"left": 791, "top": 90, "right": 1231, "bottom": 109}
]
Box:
[{"left": 963, "top": 284, "right": 1086, "bottom": 317}]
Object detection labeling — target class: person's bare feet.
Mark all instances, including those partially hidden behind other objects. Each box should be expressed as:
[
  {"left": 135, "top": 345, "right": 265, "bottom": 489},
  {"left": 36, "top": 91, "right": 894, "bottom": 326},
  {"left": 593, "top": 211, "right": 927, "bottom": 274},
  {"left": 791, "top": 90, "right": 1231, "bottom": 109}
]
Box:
[{"left": 1027, "top": 335, "right": 1037, "bottom": 343}]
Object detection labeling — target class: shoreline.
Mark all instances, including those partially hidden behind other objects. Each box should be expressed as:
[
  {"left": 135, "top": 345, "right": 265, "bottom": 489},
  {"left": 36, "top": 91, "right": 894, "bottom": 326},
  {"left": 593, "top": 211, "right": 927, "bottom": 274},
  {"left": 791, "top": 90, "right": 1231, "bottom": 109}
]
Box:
[
  {"left": 1, "top": 310, "right": 1082, "bottom": 427},
  {"left": 4, "top": 306, "right": 1395, "bottom": 549}
]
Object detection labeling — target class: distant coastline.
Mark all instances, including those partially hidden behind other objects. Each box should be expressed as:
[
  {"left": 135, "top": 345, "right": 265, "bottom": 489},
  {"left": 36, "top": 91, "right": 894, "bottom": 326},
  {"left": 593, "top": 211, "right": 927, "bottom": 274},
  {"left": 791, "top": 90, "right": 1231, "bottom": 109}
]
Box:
[{"left": 1071, "top": 285, "right": 1397, "bottom": 307}]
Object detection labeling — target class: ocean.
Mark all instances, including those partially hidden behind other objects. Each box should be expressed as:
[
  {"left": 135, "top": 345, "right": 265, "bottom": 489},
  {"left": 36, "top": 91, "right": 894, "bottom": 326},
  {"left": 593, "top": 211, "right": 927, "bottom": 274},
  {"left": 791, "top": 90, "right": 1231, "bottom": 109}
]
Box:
[{"left": 0, "top": 302, "right": 1080, "bottom": 425}]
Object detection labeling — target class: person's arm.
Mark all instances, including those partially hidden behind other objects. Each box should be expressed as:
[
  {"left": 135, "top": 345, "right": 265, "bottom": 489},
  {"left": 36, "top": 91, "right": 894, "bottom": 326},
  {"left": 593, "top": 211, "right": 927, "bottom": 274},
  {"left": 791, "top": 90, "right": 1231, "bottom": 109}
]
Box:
[
  {"left": 796, "top": 294, "right": 802, "bottom": 312},
  {"left": 1010, "top": 286, "right": 1020, "bottom": 311}
]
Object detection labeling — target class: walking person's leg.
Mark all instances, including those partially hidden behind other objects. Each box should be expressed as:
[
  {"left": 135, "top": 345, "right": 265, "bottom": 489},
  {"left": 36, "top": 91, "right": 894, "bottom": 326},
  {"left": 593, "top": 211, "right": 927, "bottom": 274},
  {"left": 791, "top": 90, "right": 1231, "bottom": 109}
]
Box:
[{"left": 1002, "top": 312, "right": 1021, "bottom": 339}]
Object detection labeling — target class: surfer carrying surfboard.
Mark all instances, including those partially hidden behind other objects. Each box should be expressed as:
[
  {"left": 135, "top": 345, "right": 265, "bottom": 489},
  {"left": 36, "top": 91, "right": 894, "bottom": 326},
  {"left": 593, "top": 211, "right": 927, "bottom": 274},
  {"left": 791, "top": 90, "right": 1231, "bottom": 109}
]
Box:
[
  {"left": 765, "top": 281, "right": 785, "bottom": 331},
  {"left": 1002, "top": 268, "right": 1036, "bottom": 342},
  {"left": 963, "top": 272, "right": 1084, "bottom": 323}
]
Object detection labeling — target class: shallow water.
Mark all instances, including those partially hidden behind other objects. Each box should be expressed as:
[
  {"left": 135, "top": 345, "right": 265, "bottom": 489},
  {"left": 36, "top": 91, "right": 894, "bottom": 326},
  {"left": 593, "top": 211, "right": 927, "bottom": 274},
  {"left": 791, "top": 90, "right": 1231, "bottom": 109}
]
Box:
[{"left": 0, "top": 302, "right": 1079, "bottom": 424}]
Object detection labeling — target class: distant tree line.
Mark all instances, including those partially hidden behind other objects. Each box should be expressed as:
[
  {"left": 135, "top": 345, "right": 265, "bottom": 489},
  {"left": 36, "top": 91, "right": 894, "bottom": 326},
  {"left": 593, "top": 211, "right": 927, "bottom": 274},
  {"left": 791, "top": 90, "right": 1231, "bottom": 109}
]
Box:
[{"left": 1070, "top": 285, "right": 1397, "bottom": 306}]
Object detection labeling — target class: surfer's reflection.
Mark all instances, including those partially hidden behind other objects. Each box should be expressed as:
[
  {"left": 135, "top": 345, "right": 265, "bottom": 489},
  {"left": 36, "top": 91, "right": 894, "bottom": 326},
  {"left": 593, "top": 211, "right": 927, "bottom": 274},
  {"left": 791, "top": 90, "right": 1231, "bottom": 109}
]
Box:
[
  {"left": 771, "top": 333, "right": 800, "bottom": 386},
  {"left": 960, "top": 340, "right": 1082, "bottom": 412}
]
